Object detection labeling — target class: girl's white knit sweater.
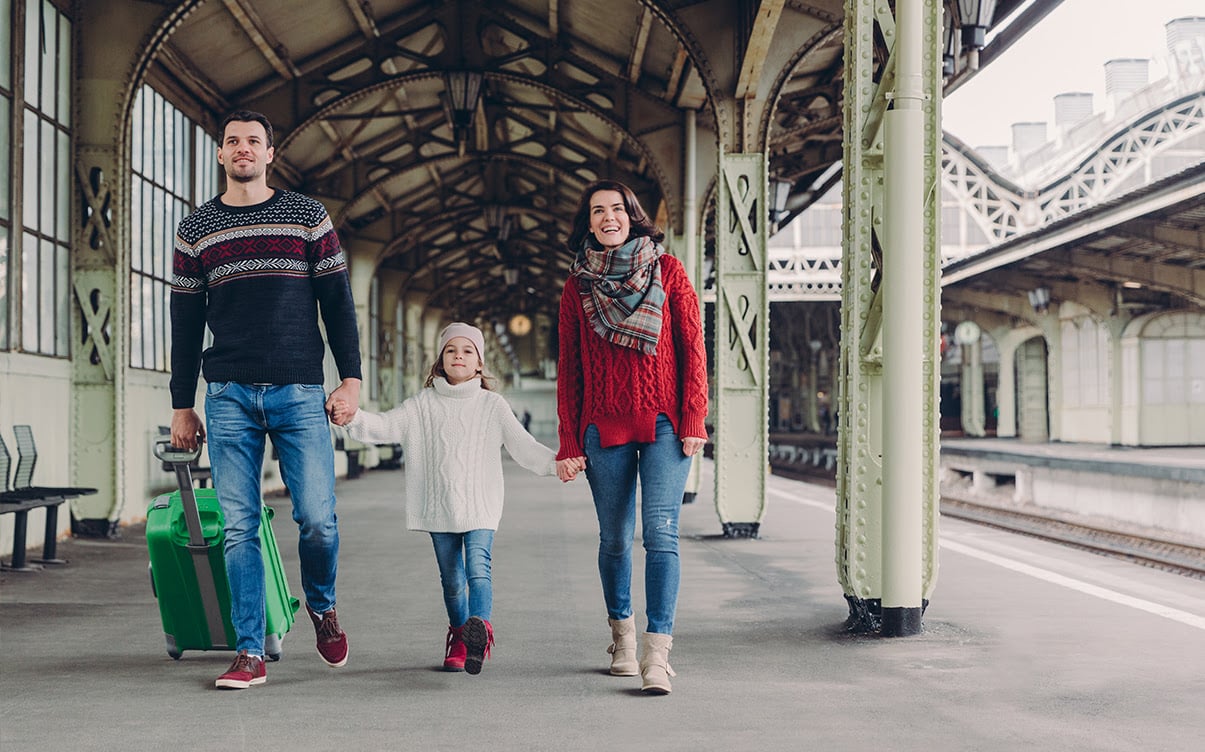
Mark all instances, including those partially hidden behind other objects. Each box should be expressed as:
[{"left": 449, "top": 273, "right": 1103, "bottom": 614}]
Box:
[{"left": 344, "top": 377, "right": 556, "bottom": 532}]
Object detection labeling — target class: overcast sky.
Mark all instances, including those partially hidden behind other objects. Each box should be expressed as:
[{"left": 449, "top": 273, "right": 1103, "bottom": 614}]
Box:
[{"left": 942, "top": 0, "right": 1204, "bottom": 148}]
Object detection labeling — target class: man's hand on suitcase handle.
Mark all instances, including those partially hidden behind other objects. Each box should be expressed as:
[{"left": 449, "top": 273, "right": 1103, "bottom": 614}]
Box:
[{"left": 171, "top": 408, "right": 206, "bottom": 451}]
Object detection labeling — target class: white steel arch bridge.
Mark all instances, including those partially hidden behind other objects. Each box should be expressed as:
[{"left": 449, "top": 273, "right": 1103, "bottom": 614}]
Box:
[{"left": 738, "top": 86, "right": 1205, "bottom": 303}]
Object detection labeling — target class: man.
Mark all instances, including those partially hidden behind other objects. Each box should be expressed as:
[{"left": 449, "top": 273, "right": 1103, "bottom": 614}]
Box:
[{"left": 169, "top": 110, "right": 361, "bottom": 690}]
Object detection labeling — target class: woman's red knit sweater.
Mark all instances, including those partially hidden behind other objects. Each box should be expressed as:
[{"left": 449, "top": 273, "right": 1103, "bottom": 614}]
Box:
[{"left": 556, "top": 254, "right": 709, "bottom": 459}]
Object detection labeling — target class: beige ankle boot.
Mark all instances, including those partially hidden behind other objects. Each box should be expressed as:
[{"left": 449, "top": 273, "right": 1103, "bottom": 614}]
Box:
[
  {"left": 607, "top": 617, "right": 638, "bottom": 676},
  {"left": 639, "top": 632, "right": 675, "bottom": 694}
]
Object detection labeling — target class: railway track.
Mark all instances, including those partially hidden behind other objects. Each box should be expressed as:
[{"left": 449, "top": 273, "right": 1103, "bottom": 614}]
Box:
[
  {"left": 769, "top": 464, "right": 1205, "bottom": 579},
  {"left": 940, "top": 497, "right": 1205, "bottom": 580}
]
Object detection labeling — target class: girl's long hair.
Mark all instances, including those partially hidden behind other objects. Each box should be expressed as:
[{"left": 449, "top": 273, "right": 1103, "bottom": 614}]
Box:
[
  {"left": 424, "top": 355, "right": 497, "bottom": 391},
  {"left": 565, "top": 179, "right": 664, "bottom": 253}
]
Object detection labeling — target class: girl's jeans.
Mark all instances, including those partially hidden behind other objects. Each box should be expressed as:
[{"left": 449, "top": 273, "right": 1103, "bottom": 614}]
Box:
[{"left": 430, "top": 529, "right": 495, "bottom": 626}]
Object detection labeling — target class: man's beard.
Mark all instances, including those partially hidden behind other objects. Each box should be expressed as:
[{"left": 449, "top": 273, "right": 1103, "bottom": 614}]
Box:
[{"left": 226, "top": 167, "right": 263, "bottom": 184}]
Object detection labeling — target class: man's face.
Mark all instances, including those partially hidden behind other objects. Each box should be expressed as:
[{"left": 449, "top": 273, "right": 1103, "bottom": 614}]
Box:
[{"left": 218, "top": 120, "right": 274, "bottom": 184}]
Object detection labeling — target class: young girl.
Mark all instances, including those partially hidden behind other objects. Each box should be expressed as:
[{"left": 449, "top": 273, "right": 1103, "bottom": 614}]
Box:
[{"left": 329, "top": 322, "right": 582, "bottom": 674}]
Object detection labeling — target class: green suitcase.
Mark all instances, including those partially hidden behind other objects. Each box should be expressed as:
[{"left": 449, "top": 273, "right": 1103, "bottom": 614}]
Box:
[{"left": 147, "top": 442, "right": 299, "bottom": 660}]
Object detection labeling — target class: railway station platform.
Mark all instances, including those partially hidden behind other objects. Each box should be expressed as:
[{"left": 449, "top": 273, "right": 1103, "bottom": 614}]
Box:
[
  {"left": 3, "top": 458, "right": 1203, "bottom": 751},
  {"left": 940, "top": 438, "right": 1205, "bottom": 546},
  {"left": 768, "top": 431, "right": 1205, "bottom": 547}
]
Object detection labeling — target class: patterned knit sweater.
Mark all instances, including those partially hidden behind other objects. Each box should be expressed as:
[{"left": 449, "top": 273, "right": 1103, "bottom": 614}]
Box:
[
  {"left": 556, "top": 253, "right": 709, "bottom": 459},
  {"left": 169, "top": 190, "right": 361, "bottom": 409},
  {"left": 345, "top": 377, "right": 557, "bottom": 532}
]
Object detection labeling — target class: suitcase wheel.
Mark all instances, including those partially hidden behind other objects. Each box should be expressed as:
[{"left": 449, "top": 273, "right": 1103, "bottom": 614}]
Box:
[
  {"left": 265, "top": 632, "right": 283, "bottom": 662},
  {"left": 165, "top": 634, "right": 182, "bottom": 660}
]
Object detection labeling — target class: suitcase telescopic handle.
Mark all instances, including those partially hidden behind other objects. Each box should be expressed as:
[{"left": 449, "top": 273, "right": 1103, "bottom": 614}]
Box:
[
  {"left": 153, "top": 439, "right": 202, "bottom": 465},
  {"left": 153, "top": 439, "right": 206, "bottom": 549}
]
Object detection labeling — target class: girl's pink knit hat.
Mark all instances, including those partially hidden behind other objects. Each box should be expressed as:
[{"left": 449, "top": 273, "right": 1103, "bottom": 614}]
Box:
[{"left": 438, "top": 322, "right": 486, "bottom": 361}]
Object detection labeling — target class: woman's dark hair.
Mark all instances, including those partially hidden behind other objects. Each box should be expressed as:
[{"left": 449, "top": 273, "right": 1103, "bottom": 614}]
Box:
[
  {"left": 566, "top": 179, "right": 664, "bottom": 252},
  {"left": 220, "top": 110, "right": 275, "bottom": 149}
]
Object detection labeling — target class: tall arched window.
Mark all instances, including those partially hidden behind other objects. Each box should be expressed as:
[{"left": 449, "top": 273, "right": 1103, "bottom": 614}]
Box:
[
  {"left": 129, "top": 85, "right": 217, "bottom": 371},
  {"left": 18, "top": 0, "right": 71, "bottom": 356}
]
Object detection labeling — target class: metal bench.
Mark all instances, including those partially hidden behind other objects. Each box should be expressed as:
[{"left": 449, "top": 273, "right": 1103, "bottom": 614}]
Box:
[
  {"left": 332, "top": 431, "right": 368, "bottom": 479},
  {"left": 375, "top": 443, "right": 404, "bottom": 470},
  {"left": 1, "top": 426, "right": 97, "bottom": 571},
  {"left": 329, "top": 434, "right": 402, "bottom": 477}
]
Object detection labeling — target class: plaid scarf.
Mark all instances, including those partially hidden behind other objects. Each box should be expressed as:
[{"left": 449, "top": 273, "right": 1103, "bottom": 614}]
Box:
[{"left": 570, "top": 234, "right": 666, "bottom": 355}]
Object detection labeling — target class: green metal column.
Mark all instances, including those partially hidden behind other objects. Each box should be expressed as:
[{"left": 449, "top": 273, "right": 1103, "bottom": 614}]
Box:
[
  {"left": 806, "top": 322, "right": 822, "bottom": 433},
  {"left": 993, "top": 329, "right": 1019, "bottom": 438},
  {"left": 346, "top": 246, "right": 376, "bottom": 409},
  {"left": 69, "top": 2, "right": 160, "bottom": 534},
  {"left": 70, "top": 152, "right": 123, "bottom": 536},
  {"left": 401, "top": 298, "right": 424, "bottom": 400},
  {"left": 667, "top": 219, "right": 701, "bottom": 507},
  {"left": 1017, "top": 336, "right": 1049, "bottom": 442},
  {"left": 957, "top": 324, "right": 986, "bottom": 437},
  {"left": 376, "top": 270, "right": 403, "bottom": 411},
  {"left": 837, "top": 0, "right": 941, "bottom": 634},
  {"left": 714, "top": 153, "right": 769, "bottom": 538},
  {"left": 682, "top": 108, "right": 703, "bottom": 506}
]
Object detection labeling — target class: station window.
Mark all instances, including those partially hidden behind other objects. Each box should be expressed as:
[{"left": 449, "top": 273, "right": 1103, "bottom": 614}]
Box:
[
  {"left": 129, "top": 86, "right": 218, "bottom": 371},
  {"left": 1142, "top": 338, "right": 1205, "bottom": 405},
  {"left": 796, "top": 204, "right": 841, "bottom": 247},
  {"left": 1061, "top": 317, "right": 1110, "bottom": 408},
  {"left": 17, "top": 0, "right": 71, "bottom": 357}
]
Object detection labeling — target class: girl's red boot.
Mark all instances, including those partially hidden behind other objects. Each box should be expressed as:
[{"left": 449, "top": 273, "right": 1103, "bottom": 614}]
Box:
[
  {"left": 443, "top": 625, "right": 467, "bottom": 671},
  {"left": 462, "top": 616, "right": 494, "bottom": 676}
]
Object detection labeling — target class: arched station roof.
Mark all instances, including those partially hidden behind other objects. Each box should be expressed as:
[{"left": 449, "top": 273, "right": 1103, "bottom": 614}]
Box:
[{"left": 139, "top": 0, "right": 1046, "bottom": 324}]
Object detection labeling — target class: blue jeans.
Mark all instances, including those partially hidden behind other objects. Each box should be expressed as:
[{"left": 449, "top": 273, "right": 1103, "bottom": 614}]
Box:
[
  {"left": 205, "top": 382, "right": 339, "bottom": 655},
  {"left": 584, "top": 414, "right": 692, "bottom": 635},
  {"left": 430, "top": 530, "right": 495, "bottom": 626}
]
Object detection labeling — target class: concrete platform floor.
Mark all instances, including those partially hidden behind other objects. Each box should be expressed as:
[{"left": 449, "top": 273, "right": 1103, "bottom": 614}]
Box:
[{"left": 2, "top": 459, "right": 1204, "bottom": 751}]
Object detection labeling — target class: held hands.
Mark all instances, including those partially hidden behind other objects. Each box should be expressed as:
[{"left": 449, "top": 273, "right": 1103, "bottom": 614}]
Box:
[
  {"left": 556, "top": 456, "right": 586, "bottom": 483},
  {"left": 326, "top": 378, "right": 362, "bottom": 426},
  {"left": 327, "top": 397, "right": 357, "bottom": 426},
  {"left": 682, "top": 436, "right": 706, "bottom": 457}
]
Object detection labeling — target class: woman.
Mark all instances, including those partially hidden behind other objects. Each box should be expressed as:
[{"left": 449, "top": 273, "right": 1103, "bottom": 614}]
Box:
[{"left": 555, "top": 179, "right": 708, "bottom": 694}]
